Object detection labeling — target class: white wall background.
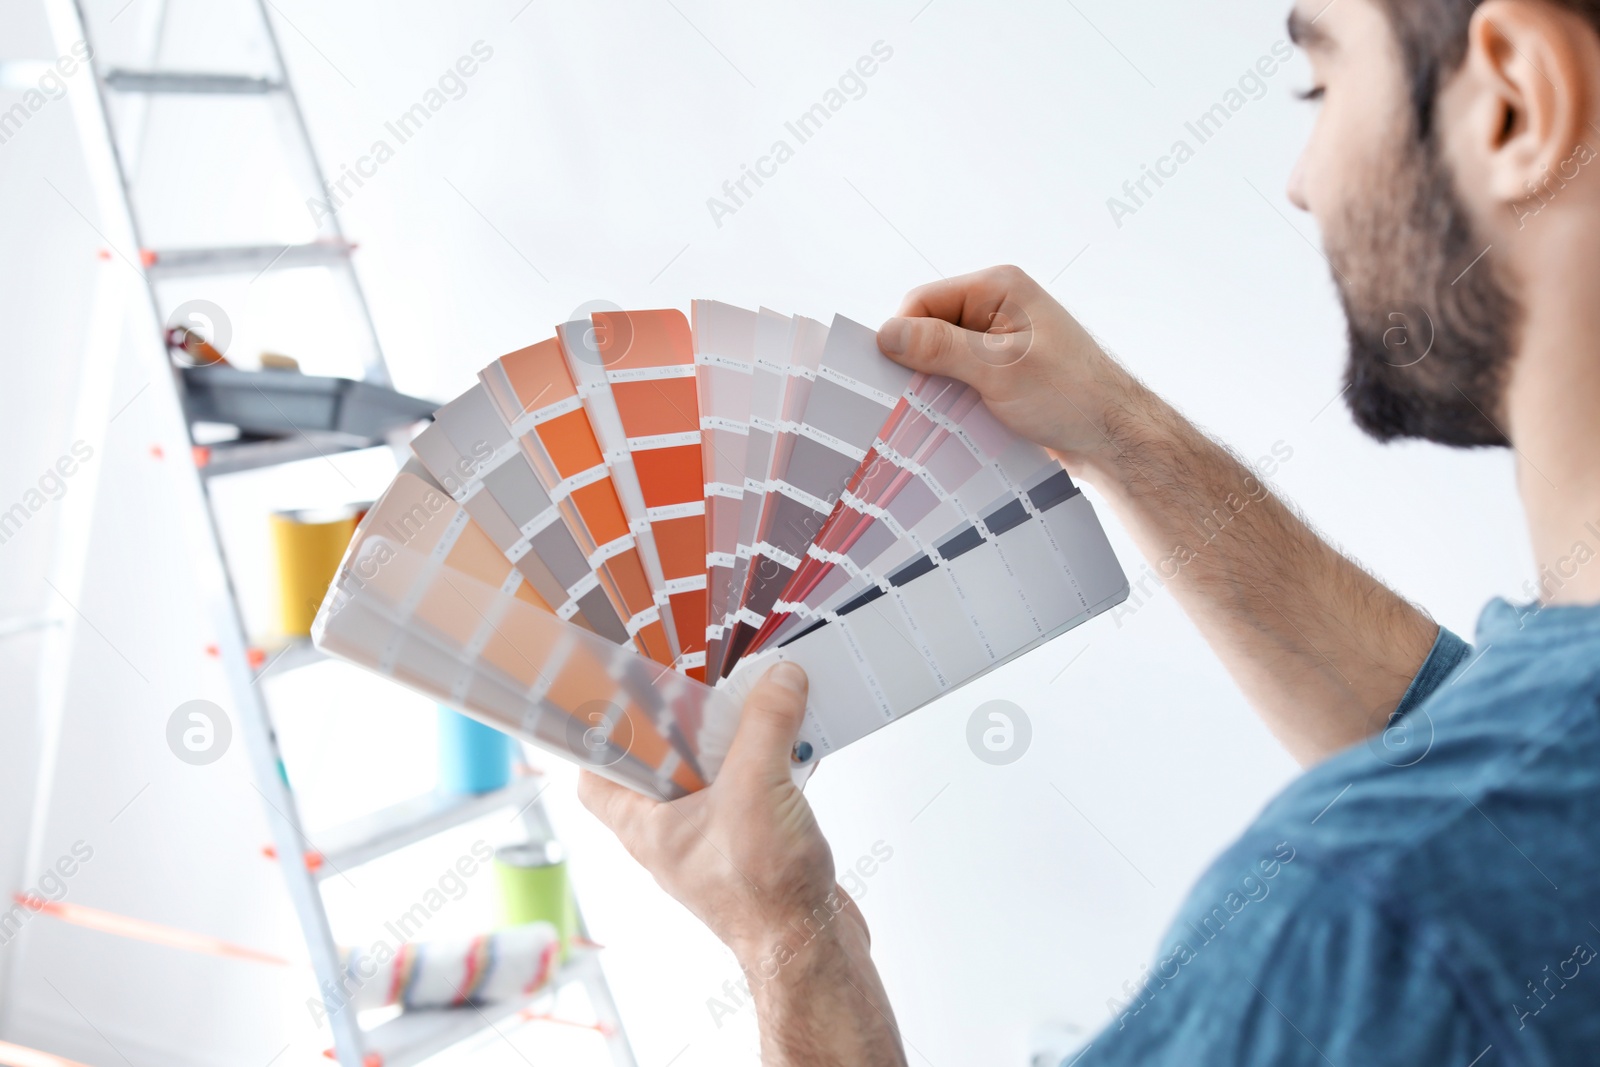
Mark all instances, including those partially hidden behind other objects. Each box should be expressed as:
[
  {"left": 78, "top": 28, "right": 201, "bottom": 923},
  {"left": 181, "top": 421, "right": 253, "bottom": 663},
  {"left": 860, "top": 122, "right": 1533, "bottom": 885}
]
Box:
[{"left": 0, "top": 0, "right": 1531, "bottom": 1064}]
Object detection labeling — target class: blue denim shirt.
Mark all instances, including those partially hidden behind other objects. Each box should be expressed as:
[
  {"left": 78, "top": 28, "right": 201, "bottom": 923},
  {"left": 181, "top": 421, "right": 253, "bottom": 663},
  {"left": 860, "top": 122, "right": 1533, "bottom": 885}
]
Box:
[{"left": 1079, "top": 599, "right": 1600, "bottom": 1066}]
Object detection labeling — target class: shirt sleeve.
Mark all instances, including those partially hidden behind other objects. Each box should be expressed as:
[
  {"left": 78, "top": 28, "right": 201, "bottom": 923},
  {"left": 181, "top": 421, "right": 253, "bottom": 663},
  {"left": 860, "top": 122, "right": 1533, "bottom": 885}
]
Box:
[
  {"left": 1393, "top": 625, "right": 1474, "bottom": 720},
  {"left": 1074, "top": 855, "right": 1485, "bottom": 1067}
]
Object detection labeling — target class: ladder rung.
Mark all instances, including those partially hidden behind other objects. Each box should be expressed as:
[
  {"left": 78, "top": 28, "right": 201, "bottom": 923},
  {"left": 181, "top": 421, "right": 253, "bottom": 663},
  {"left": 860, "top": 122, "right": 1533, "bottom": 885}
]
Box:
[
  {"left": 143, "top": 241, "right": 354, "bottom": 278},
  {"left": 365, "top": 958, "right": 594, "bottom": 1067},
  {"left": 196, "top": 433, "right": 377, "bottom": 477},
  {"left": 312, "top": 775, "right": 549, "bottom": 880},
  {"left": 103, "top": 69, "right": 285, "bottom": 94}
]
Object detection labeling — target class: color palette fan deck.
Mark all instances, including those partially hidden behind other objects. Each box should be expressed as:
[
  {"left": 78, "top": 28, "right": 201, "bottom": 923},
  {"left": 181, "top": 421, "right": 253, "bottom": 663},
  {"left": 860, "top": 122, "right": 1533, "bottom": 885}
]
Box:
[{"left": 313, "top": 303, "right": 1130, "bottom": 797}]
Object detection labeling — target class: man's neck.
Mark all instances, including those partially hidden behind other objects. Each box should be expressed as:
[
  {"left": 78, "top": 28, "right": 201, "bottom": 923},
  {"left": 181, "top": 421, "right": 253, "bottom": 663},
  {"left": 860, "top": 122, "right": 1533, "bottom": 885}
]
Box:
[{"left": 1505, "top": 256, "right": 1600, "bottom": 606}]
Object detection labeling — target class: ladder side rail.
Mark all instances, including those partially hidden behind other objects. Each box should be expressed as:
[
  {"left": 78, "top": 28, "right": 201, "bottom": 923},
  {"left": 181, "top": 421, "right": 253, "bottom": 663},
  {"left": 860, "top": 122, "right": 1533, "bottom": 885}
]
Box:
[{"left": 249, "top": 0, "right": 392, "bottom": 388}]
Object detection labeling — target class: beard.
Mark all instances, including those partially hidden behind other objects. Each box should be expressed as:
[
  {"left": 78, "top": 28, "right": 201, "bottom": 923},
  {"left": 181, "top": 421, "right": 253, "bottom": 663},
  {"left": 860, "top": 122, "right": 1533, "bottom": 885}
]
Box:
[{"left": 1327, "top": 127, "right": 1519, "bottom": 446}]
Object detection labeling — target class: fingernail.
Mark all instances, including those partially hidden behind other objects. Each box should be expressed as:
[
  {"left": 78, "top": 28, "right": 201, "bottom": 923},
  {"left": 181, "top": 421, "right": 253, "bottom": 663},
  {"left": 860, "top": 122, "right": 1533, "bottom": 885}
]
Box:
[
  {"left": 877, "top": 318, "right": 909, "bottom": 356},
  {"left": 768, "top": 660, "right": 808, "bottom": 692}
]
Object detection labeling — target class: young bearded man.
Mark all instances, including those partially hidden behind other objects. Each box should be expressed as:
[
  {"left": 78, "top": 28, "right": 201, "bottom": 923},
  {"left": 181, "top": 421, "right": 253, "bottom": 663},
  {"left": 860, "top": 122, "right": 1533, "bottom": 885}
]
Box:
[{"left": 580, "top": 0, "right": 1600, "bottom": 1061}]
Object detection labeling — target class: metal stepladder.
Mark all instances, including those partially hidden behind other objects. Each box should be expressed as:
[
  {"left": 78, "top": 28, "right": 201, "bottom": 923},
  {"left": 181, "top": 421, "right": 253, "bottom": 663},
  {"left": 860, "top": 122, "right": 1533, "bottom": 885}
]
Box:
[{"left": 24, "top": 1, "right": 638, "bottom": 1063}]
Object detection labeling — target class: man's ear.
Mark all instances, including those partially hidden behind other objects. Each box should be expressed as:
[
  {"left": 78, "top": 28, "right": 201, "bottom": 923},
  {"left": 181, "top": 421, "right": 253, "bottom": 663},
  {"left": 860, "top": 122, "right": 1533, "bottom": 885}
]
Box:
[{"left": 1456, "top": 0, "right": 1598, "bottom": 207}]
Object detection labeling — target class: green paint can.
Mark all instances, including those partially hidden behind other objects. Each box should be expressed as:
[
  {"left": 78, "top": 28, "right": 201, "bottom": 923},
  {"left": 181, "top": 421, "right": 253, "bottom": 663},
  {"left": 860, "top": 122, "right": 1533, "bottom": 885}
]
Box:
[{"left": 494, "top": 841, "right": 576, "bottom": 960}]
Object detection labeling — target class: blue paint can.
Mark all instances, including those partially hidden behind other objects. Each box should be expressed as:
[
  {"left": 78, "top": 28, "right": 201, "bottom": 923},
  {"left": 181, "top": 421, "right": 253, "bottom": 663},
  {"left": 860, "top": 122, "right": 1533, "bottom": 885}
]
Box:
[{"left": 437, "top": 705, "right": 513, "bottom": 794}]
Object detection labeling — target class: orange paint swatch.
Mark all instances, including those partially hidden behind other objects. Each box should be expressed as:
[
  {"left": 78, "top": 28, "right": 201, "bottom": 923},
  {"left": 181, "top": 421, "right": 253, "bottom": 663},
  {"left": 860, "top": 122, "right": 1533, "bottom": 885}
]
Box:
[
  {"left": 651, "top": 513, "right": 706, "bottom": 582},
  {"left": 632, "top": 445, "right": 704, "bottom": 509},
  {"left": 497, "top": 338, "right": 579, "bottom": 416},
  {"left": 536, "top": 409, "right": 605, "bottom": 479},
  {"left": 567, "top": 480, "right": 629, "bottom": 546},
  {"left": 595, "top": 309, "right": 694, "bottom": 370},
  {"left": 613, "top": 377, "right": 699, "bottom": 437}
]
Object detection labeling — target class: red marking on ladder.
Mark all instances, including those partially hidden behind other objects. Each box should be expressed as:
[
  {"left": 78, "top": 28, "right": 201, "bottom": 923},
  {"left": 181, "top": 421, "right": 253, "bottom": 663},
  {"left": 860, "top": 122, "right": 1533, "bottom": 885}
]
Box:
[
  {"left": 139, "top": 249, "right": 158, "bottom": 267},
  {"left": 260, "top": 844, "right": 324, "bottom": 872},
  {"left": 513, "top": 1010, "right": 608, "bottom": 1035},
  {"left": 205, "top": 644, "right": 220, "bottom": 658},
  {"left": 192, "top": 445, "right": 211, "bottom": 468},
  {"left": 246, "top": 646, "right": 267, "bottom": 670},
  {"left": 95, "top": 249, "right": 111, "bottom": 262},
  {"left": 149, "top": 444, "right": 164, "bottom": 460}
]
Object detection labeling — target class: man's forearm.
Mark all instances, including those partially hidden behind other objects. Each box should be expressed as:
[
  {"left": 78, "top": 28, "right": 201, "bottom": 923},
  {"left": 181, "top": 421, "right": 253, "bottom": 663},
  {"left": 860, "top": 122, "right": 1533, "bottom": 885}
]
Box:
[
  {"left": 739, "top": 917, "right": 908, "bottom": 1067},
  {"left": 1073, "top": 381, "right": 1438, "bottom": 764}
]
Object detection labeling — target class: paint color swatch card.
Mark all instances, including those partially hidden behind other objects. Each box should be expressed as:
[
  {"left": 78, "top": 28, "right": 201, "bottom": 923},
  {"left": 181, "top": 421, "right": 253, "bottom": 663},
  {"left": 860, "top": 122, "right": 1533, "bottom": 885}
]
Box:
[{"left": 313, "top": 303, "right": 1130, "bottom": 798}]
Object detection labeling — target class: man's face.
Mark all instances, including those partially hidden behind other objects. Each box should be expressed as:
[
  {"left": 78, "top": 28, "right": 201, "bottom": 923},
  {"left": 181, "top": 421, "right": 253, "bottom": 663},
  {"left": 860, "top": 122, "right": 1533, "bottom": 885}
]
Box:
[{"left": 1286, "top": 0, "right": 1517, "bottom": 447}]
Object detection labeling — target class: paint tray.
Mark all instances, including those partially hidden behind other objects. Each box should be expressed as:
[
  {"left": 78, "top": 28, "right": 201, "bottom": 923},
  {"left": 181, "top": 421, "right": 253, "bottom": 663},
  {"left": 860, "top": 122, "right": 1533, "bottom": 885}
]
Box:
[{"left": 182, "top": 366, "right": 436, "bottom": 440}]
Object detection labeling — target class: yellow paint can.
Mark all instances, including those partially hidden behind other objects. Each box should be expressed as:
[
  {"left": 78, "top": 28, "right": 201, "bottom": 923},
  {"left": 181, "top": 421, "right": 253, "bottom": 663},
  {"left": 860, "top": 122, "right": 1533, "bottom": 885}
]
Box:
[{"left": 270, "top": 506, "right": 362, "bottom": 637}]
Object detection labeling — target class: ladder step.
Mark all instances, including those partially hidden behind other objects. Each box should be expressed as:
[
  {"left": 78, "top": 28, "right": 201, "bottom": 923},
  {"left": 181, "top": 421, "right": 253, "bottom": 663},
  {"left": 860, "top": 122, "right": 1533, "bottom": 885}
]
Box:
[
  {"left": 365, "top": 957, "right": 595, "bottom": 1067},
  {"left": 103, "top": 69, "right": 285, "bottom": 94},
  {"left": 312, "top": 775, "right": 548, "bottom": 880},
  {"left": 142, "top": 241, "right": 354, "bottom": 279}
]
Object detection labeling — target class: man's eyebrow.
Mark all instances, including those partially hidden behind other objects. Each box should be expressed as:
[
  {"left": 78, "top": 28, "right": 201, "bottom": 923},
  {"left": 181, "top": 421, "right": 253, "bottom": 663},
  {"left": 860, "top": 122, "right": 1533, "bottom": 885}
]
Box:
[{"left": 1287, "top": 7, "right": 1333, "bottom": 50}]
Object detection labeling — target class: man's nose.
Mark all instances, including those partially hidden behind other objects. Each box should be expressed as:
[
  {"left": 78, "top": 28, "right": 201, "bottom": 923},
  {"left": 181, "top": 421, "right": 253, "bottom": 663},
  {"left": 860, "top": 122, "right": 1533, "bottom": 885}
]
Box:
[{"left": 1286, "top": 153, "right": 1311, "bottom": 212}]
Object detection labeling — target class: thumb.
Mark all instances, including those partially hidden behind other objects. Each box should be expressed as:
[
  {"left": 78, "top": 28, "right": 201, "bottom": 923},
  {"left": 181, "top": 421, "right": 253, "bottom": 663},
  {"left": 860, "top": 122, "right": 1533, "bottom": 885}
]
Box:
[
  {"left": 724, "top": 661, "right": 810, "bottom": 779},
  {"left": 877, "top": 316, "right": 988, "bottom": 386}
]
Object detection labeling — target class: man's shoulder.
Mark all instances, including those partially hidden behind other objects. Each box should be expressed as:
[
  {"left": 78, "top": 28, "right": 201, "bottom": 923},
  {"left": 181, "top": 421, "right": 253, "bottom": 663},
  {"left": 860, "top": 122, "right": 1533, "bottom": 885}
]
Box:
[
  {"left": 1089, "top": 799, "right": 1483, "bottom": 1065},
  {"left": 1249, "top": 672, "right": 1600, "bottom": 916},
  {"left": 1193, "top": 657, "right": 1600, "bottom": 1051},
  {"left": 1243, "top": 606, "right": 1600, "bottom": 887},
  {"left": 1091, "top": 699, "right": 1600, "bottom": 1065},
  {"left": 1085, "top": 620, "right": 1600, "bottom": 1065}
]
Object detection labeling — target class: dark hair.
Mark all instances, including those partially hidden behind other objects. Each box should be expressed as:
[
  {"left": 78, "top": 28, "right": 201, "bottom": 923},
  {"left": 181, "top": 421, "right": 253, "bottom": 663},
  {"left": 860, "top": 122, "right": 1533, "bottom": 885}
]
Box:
[{"left": 1377, "top": 0, "right": 1600, "bottom": 140}]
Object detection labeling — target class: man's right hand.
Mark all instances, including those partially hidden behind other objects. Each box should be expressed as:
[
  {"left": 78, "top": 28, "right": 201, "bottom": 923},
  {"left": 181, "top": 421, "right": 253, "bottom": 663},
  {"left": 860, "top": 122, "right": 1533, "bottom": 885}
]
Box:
[
  {"left": 875, "top": 264, "right": 1153, "bottom": 469},
  {"left": 876, "top": 264, "right": 1440, "bottom": 767}
]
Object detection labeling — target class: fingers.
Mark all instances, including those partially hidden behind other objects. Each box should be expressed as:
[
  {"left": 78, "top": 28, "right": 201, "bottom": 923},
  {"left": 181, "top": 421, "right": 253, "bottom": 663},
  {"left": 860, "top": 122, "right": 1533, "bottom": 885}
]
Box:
[
  {"left": 724, "top": 661, "right": 810, "bottom": 779},
  {"left": 879, "top": 265, "right": 1046, "bottom": 386},
  {"left": 893, "top": 264, "right": 1041, "bottom": 327},
  {"left": 577, "top": 769, "right": 660, "bottom": 842}
]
